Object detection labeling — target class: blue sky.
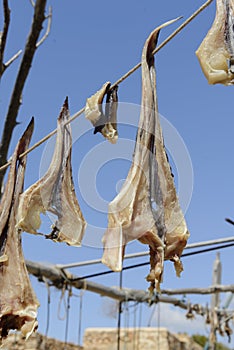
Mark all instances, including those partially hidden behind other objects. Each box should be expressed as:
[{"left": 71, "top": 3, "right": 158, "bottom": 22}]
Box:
[{"left": 1, "top": 0, "right": 234, "bottom": 347}]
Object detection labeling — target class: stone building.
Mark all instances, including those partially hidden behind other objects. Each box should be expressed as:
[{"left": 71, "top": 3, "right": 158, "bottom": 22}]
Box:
[
  {"left": 0, "top": 333, "right": 82, "bottom": 350},
  {"left": 1, "top": 328, "right": 202, "bottom": 350},
  {"left": 83, "top": 328, "right": 203, "bottom": 350}
]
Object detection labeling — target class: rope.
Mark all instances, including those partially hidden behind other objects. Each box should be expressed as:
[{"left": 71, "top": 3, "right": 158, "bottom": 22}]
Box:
[
  {"left": 67, "top": 282, "right": 86, "bottom": 346},
  {"left": 0, "top": 0, "right": 214, "bottom": 174},
  {"left": 77, "top": 292, "right": 83, "bottom": 347},
  {"left": 136, "top": 303, "right": 142, "bottom": 350},
  {"left": 44, "top": 278, "right": 51, "bottom": 338},
  {"left": 133, "top": 303, "right": 138, "bottom": 350},
  {"left": 117, "top": 270, "right": 123, "bottom": 350},
  {"left": 157, "top": 303, "right": 161, "bottom": 350},
  {"left": 70, "top": 288, "right": 86, "bottom": 347},
  {"left": 123, "top": 299, "right": 129, "bottom": 350},
  {"left": 147, "top": 303, "right": 157, "bottom": 327},
  {"left": 57, "top": 284, "right": 67, "bottom": 320},
  {"left": 64, "top": 286, "right": 72, "bottom": 347}
]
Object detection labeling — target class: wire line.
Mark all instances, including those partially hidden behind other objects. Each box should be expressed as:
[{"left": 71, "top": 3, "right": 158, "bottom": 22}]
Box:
[
  {"left": 58, "top": 236, "right": 234, "bottom": 270},
  {"left": 71, "top": 242, "right": 234, "bottom": 282}
]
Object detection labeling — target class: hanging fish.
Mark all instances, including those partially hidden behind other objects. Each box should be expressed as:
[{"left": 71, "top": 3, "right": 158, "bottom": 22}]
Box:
[
  {"left": 185, "top": 302, "right": 195, "bottom": 319},
  {"left": 205, "top": 304, "right": 211, "bottom": 324},
  {"left": 224, "top": 317, "right": 233, "bottom": 342},
  {"left": 0, "top": 119, "right": 39, "bottom": 342},
  {"left": 85, "top": 82, "right": 110, "bottom": 124},
  {"left": 94, "top": 85, "right": 119, "bottom": 144},
  {"left": 17, "top": 98, "right": 86, "bottom": 246},
  {"left": 102, "top": 19, "right": 189, "bottom": 292},
  {"left": 196, "top": 0, "right": 234, "bottom": 85},
  {"left": 85, "top": 82, "right": 118, "bottom": 143}
]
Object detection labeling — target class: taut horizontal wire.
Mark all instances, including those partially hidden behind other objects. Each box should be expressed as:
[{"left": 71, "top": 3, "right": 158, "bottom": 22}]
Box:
[
  {"left": 70, "top": 242, "right": 234, "bottom": 282},
  {"left": 57, "top": 235, "right": 234, "bottom": 270},
  {"left": 0, "top": 0, "right": 214, "bottom": 174}
]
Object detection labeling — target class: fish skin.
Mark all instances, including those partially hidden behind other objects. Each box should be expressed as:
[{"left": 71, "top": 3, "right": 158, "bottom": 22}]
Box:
[
  {"left": 94, "top": 85, "right": 119, "bottom": 144},
  {"left": 17, "top": 98, "right": 86, "bottom": 246},
  {"left": 85, "top": 81, "right": 111, "bottom": 126},
  {"left": 0, "top": 118, "right": 39, "bottom": 342},
  {"left": 102, "top": 20, "right": 189, "bottom": 292},
  {"left": 85, "top": 82, "right": 118, "bottom": 144},
  {"left": 196, "top": 0, "right": 234, "bottom": 85}
]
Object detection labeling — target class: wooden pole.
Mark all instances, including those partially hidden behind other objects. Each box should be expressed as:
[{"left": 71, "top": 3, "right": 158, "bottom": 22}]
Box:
[{"left": 209, "top": 252, "right": 222, "bottom": 350}]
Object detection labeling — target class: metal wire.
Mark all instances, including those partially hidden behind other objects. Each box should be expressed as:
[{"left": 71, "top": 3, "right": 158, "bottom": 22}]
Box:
[
  {"left": 58, "top": 236, "right": 234, "bottom": 270},
  {"left": 70, "top": 242, "right": 234, "bottom": 282}
]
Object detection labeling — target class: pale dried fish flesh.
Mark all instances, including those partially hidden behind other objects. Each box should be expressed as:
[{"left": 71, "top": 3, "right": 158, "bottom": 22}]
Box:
[
  {"left": 17, "top": 98, "right": 86, "bottom": 246},
  {"left": 85, "top": 82, "right": 118, "bottom": 143},
  {"left": 94, "top": 85, "right": 119, "bottom": 144},
  {"left": 196, "top": 0, "right": 234, "bottom": 85},
  {"left": 0, "top": 118, "right": 39, "bottom": 342},
  {"left": 85, "top": 82, "right": 110, "bottom": 125},
  {"left": 102, "top": 20, "right": 189, "bottom": 292}
]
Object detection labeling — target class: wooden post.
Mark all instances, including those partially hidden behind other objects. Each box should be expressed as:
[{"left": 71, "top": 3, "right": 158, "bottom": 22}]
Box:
[{"left": 209, "top": 252, "right": 222, "bottom": 350}]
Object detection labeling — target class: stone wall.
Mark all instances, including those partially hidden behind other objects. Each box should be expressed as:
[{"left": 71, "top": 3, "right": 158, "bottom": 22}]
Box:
[
  {"left": 0, "top": 328, "right": 202, "bottom": 350},
  {"left": 0, "top": 332, "right": 82, "bottom": 350},
  {"left": 83, "top": 327, "right": 203, "bottom": 350}
]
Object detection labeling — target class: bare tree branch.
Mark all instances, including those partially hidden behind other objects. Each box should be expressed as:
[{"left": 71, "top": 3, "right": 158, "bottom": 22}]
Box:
[
  {"left": 0, "top": 1, "right": 24, "bottom": 75},
  {"left": 4, "top": 49, "right": 22, "bottom": 69},
  {"left": 161, "top": 285, "right": 234, "bottom": 295},
  {"left": 0, "top": 0, "right": 48, "bottom": 192},
  {"left": 36, "top": 6, "right": 52, "bottom": 47},
  {"left": 0, "top": 0, "right": 10, "bottom": 77}
]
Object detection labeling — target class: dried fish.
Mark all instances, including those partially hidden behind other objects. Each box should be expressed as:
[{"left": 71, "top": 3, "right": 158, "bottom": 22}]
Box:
[
  {"left": 102, "top": 20, "right": 189, "bottom": 292},
  {"left": 17, "top": 98, "right": 86, "bottom": 246},
  {"left": 94, "top": 85, "right": 119, "bottom": 144},
  {"left": 196, "top": 0, "right": 234, "bottom": 85},
  {"left": 85, "top": 82, "right": 118, "bottom": 143},
  {"left": 0, "top": 118, "right": 39, "bottom": 342},
  {"left": 185, "top": 303, "right": 195, "bottom": 319},
  {"left": 85, "top": 81, "right": 110, "bottom": 124},
  {"left": 224, "top": 318, "right": 233, "bottom": 342}
]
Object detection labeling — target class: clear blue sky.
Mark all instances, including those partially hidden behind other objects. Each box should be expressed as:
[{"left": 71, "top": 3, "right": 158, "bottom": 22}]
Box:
[{"left": 1, "top": 0, "right": 234, "bottom": 347}]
